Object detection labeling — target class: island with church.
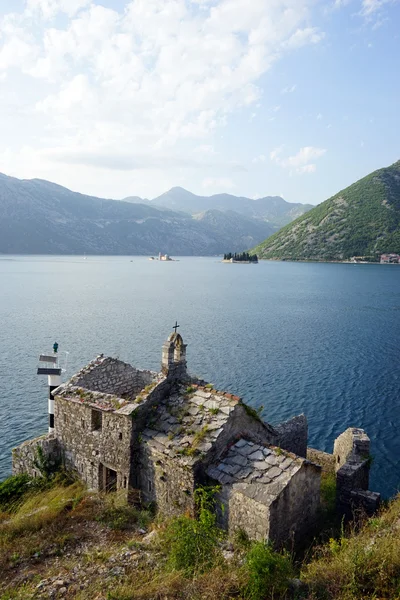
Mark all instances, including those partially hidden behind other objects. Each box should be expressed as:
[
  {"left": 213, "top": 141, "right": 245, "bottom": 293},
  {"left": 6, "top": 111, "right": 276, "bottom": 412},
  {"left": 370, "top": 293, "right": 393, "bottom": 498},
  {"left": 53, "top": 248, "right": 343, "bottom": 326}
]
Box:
[
  {"left": 222, "top": 252, "right": 258, "bottom": 263},
  {"left": 12, "top": 325, "right": 380, "bottom": 547}
]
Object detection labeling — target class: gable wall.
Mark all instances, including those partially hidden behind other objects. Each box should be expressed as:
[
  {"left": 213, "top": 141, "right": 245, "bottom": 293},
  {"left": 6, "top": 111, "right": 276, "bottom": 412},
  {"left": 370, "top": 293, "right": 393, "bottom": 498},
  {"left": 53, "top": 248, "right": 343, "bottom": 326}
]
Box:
[
  {"left": 215, "top": 486, "right": 271, "bottom": 541},
  {"left": 73, "top": 358, "right": 155, "bottom": 400},
  {"left": 54, "top": 397, "right": 132, "bottom": 493},
  {"left": 203, "top": 404, "right": 279, "bottom": 468},
  {"left": 268, "top": 462, "right": 321, "bottom": 548}
]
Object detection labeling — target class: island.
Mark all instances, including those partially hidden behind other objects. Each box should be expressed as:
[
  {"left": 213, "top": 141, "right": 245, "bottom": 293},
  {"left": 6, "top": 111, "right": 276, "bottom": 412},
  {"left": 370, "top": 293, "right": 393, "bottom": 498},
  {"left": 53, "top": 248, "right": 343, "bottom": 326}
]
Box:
[{"left": 222, "top": 252, "right": 258, "bottom": 263}]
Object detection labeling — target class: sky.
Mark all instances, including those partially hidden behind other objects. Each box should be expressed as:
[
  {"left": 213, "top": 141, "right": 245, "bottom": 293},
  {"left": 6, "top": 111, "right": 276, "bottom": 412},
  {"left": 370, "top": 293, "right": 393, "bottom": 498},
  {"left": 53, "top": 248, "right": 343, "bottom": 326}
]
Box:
[{"left": 0, "top": 0, "right": 399, "bottom": 205}]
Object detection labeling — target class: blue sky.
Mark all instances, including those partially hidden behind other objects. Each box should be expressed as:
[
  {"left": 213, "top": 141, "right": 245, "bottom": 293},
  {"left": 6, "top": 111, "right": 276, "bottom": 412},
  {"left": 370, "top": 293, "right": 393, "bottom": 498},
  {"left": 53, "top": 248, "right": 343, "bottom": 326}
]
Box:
[{"left": 0, "top": 0, "right": 399, "bottom": 204}]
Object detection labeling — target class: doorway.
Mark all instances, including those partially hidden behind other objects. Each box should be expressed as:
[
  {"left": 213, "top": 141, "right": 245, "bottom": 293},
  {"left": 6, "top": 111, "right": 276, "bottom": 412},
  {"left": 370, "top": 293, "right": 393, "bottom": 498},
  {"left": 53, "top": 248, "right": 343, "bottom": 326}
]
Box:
[{"left": 99, "top": 463, "right": 117, "bottom": 492}]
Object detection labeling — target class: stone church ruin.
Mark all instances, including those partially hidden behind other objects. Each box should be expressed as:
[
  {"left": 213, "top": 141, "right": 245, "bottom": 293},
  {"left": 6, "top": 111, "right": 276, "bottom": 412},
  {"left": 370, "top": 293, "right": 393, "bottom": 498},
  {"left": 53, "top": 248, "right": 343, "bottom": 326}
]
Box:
[{"left": 12, "top": 329, "right": 380, "bottom": 546}]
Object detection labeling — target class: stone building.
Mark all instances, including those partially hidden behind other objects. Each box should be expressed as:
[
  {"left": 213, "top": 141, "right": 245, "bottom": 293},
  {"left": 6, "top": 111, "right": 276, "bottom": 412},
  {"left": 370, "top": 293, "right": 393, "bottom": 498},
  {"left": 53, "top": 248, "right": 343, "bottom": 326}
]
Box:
[{"left": 12, "top": 329, "right": 379, "bottom": 545}]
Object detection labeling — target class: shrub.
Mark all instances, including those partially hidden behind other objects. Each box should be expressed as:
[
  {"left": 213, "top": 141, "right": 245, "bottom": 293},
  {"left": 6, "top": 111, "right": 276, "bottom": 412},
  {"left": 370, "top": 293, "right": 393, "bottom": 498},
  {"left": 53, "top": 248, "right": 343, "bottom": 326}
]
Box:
[
  {"left": 0, "top": 475, "right": 32, "bottom": 511},
  {"left": 242, "top": 542, "right": 293, "bottom": 600},
  {"left": 161, "top": 486, "right": 223, "bottom": 575},
  {"left": 302, "top": 498, "right": 400, "bottom": 599}
]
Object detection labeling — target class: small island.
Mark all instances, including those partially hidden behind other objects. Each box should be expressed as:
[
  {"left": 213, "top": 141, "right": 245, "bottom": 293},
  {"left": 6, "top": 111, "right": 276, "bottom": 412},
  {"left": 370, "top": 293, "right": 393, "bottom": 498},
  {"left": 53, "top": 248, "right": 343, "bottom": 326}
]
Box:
[{"left": 222, "top": 252, "right": 258, "bottom": 263}]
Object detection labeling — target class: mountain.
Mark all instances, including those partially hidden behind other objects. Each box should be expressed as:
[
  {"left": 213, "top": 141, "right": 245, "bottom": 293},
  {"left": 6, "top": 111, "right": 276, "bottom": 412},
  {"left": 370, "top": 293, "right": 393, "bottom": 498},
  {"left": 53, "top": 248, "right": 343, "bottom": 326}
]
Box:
[
  {"left": 253, "top": 160, "right": 400, "bottom": 261},
  {"left": 0, "top": 173, "right": 274, "bottom": 255},
  {"left": 145, "top": 187, "right": 313, "bottom": 227}
]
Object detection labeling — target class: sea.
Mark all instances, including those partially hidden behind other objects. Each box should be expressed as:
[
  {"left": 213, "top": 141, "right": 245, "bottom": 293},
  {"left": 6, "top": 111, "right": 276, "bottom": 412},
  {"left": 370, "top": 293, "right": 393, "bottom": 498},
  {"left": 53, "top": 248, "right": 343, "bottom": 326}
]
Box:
[{"left": 0, "top": 255, "right": 399, "bottom": 498}]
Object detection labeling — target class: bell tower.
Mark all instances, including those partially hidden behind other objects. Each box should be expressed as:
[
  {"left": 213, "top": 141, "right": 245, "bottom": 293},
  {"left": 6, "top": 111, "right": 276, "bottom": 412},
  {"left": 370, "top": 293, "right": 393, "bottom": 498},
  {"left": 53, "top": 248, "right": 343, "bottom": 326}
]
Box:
[{"left": 161, "top": 322, "right": 188, "bottom": 380}]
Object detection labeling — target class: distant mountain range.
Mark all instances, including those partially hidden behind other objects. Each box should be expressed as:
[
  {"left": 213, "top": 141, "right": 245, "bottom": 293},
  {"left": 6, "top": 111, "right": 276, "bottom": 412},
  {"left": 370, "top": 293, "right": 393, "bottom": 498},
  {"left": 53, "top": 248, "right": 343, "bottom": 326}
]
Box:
[
  {"left": 125, "top": 187, "right": 313, "bottom": 227},
  {"left": 253, "top": 160, "right": 400, "bottom": 261},
  {"left": 0, "top": 173, "right": 312, "bottom": 255}
]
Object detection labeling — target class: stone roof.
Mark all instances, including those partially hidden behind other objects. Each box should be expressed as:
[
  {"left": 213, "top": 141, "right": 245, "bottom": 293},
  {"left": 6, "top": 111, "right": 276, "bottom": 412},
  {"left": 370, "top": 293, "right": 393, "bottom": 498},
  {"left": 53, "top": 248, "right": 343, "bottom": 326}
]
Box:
[
  {"left": 141, "top": 384, "right": 241, "bottom": 465},
  {"left": 207, "top": 439, "right": 305, "bottom": 502}
]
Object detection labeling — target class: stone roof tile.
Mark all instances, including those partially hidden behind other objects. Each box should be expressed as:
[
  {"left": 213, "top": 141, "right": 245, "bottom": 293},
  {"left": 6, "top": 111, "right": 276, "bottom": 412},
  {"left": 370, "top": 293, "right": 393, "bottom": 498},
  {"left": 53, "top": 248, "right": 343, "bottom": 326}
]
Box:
[{"left": 206, "top": 438, "right": 304, "bottom": 505}]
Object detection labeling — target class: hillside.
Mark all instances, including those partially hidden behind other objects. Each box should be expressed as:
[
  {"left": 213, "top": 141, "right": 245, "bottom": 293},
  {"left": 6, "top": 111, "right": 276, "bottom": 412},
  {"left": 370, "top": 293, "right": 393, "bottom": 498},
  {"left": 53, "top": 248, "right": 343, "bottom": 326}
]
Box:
[
  {"left": 0, "top": 173, "right": 274, "bottom": 255},
  {"left": 1, "top": 473, "right": 399, "bottom": 599},
  {"left": 254, "top": 160, "right": 400, "bottom": 261},
  {"left": 144, "top": 187, "right": 313, "bottom": 227}
]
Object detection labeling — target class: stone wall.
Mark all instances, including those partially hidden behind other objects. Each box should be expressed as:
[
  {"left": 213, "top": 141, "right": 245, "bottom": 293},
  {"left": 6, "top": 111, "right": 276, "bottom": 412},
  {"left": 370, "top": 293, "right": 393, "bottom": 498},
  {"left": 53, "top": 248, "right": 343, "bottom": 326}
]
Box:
[
  {"left": 307, "top": 448, "right": 336, "bottom": 473},
  {"left": 54, "top": 397, "right": 133, "bottom": 493},
  {"left": 204, "top": 403, "right": 279, "bottom": 467},
  {"left": 333, "top": 428, "right": 370, "bottom": 472},
  {"left": 12, "top": 434, "right": 61, "bottom": 478},
  {"left": 224, "top": 487, "right": 271, "bottom": 541},
  {"left": 138, "top": 445, "right": 195, "bottom": 517},
  {"left": 275, "top": 415, "right": 308, "bottom": 458},
  {"left": 269, "top": 462, "right": 321, "bottom": 548},
  {"left": 70, "top": 356, "right": 157, "bottom": 401},
  {"left": 333, "top": 428, "right": 380, "bottom": 517},
  {"left": 336, "top": 460, "right": 369, "bottom": 515}
]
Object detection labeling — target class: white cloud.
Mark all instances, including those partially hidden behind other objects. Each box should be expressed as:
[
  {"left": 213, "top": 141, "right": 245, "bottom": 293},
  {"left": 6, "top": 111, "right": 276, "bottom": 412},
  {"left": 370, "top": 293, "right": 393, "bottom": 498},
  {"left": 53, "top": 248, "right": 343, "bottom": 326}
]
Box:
[
  {"left": 361, "top": 0, "right": 388, "bottom": 15},
  {"left": 317, "top": 113, "right": 323, "bottom": 120},
  {"left": 297, "top": 164, "right": 316, "bottom": 174},
  {"left": 282, "top": 27, "right": 325, "bottom": 50},
  {"left": 0, "top": 0, "right": 326, "bottom": 195},
  {"left": 281, "top": 84, "right": 297, "bottom": 94},
  {"left": 26, "top": 0, "right": 91, "bottom": 19},
  {"left": 334, "top": 0, "right": 398, "bottom": 21},
  {"left": 202, "top": 177, "right": 235, "bottom": 189},
  {"left": 252, "top": 154, "right": 266, "bottom": 163},
  {"left": 270, "top": 145, "right": 326, "bottom": 174}
]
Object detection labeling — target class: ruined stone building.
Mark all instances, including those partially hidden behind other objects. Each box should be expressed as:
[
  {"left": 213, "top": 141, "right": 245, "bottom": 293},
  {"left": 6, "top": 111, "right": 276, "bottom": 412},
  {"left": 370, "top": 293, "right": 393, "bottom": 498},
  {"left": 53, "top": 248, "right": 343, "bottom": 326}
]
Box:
[{"left": 13, "top": 330, "right": 380, "bottom": 546}]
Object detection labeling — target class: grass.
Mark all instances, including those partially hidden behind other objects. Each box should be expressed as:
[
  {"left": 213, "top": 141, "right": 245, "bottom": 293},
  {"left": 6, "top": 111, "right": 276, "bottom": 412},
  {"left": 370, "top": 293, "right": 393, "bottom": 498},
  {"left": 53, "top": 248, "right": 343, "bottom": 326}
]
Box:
[
  {"left": 303, "top": 495, "right": 400, "bottom": 599},
  {"left": 1, "top": 474, "right": 400, "bottom": 600}
]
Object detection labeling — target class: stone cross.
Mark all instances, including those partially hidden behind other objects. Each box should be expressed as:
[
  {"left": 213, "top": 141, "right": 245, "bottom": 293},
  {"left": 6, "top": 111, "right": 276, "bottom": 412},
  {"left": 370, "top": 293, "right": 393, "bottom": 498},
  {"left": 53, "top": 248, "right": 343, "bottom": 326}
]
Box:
[{"left": 173, "top": 321, "right": 180, "bottom": 333}]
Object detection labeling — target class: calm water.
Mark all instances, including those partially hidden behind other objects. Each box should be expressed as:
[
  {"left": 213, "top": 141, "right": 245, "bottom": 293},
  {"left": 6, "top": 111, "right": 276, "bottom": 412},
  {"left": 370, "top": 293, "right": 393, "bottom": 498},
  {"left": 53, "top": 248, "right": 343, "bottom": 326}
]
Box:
[{"left": 0, "top": 256, "right": 399, "bottom": 497}]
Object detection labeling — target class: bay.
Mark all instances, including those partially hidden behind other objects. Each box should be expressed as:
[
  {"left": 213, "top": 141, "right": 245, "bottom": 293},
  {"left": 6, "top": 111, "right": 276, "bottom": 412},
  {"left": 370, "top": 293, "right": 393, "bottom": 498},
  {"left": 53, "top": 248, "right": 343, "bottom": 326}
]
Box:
[{"left": 0, "top": 255, "right": 399, "bottom": 497}]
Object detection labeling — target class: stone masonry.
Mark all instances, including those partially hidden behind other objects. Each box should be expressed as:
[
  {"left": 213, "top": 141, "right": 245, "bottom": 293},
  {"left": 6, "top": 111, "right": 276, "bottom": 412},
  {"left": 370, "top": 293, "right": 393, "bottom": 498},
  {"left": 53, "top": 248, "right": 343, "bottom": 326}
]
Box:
[{"left": 12, "top": 330, "right": 380, "bottom": 545}]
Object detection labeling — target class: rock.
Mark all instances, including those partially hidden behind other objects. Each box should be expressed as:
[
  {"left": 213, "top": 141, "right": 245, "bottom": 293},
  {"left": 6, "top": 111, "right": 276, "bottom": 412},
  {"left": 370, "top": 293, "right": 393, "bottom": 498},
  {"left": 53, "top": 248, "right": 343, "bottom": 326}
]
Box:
[
  {"left": 222, "top": 550, "right": 235, "bottom": 561},
  {"left": 109, "top": 566, "right": 125, "bottom": 577},
  {"left": 142, "top": 530, "right": 158, "bottom": 544},
  {"left": 288, "top": 578, "right": 307, "bottom": 593},
  {"left": 138, "top": 528, "right": 147, "bottom": 535},
  {"left": 59, "top": 587, "right": 67, "bottom": 595}
]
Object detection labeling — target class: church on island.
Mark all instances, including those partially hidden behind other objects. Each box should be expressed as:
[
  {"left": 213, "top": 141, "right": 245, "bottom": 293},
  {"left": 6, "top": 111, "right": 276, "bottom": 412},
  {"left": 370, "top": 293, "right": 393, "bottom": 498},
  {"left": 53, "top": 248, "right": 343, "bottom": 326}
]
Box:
[{"left": 12, "top": 327, "right": 380, "bottom": 546}]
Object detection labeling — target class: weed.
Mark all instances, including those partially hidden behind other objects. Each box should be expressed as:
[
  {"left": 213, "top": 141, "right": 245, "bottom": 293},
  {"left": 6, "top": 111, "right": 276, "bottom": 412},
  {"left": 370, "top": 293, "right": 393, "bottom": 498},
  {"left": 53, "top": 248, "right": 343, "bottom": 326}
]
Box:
[
  {"left": 192, "top": 426, "right": 208, "bottom": 447},
  {"left": 242, "top": 542, "right": 293, "bottom": 600},
  {"left": 144, "top": 384, "right": 156, "bottom": 394},
  {"left": 209, "top": 407, "right": 219, "bottom": 415},
  {"left": 242, "top": 403, "right": 263, "bottom": 423},
  {"left": 161, "top": 486, "right": 223, "bottom": 575},
  {"left": 233, "top": 528, "right": 251, "bottom": 551}
]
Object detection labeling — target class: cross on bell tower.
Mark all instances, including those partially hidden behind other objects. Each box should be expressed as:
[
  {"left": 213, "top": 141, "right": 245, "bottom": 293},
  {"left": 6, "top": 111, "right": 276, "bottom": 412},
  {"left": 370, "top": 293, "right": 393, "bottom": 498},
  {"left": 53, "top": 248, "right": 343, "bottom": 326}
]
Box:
[{"left": 161, "top": 325, "right": 188, "bottom": 381}]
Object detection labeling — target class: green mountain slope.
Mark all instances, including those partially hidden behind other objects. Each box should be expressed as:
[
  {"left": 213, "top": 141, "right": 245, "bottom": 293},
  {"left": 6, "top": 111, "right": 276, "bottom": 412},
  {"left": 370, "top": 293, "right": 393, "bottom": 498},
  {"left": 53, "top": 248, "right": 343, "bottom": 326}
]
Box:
[{"left": 253, "top": 160, "right": 400, "bottom": 261}]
